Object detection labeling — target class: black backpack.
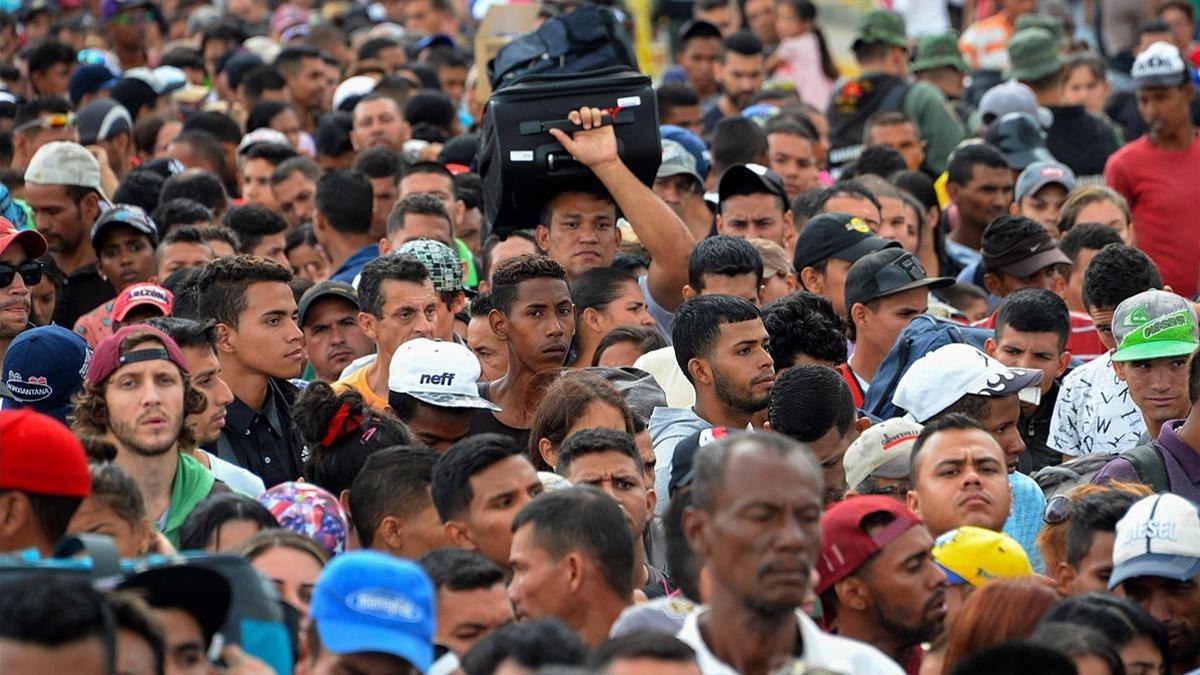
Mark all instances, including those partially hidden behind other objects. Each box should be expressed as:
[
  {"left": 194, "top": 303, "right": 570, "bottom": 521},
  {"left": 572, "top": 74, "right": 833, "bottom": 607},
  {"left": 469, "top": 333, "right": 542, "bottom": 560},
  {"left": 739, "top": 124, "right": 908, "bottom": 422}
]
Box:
[
  {"left": 826, "top": 73, "right": 910, "bottom": 169},
  {"left": 487, "top": 5, "right": 638, "bottom": 91},
  {"left": 1032, "top": 445, "right": 1170, "bottom": 499}
]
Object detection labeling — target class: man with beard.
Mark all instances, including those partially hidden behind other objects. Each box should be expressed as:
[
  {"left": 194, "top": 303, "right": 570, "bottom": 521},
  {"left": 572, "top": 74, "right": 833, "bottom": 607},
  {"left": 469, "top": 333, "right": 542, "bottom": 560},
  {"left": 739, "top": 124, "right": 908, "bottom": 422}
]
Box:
[
  {"left": 350, "top": 93, "right": 408, "bottom": 153},
  {"left": 679, "top": 432, "right": 903, "bottom": 673},
  {"left": 649, "top": 295, "right": 773, "bottom": 512},
  {"left": 701, "top": 32, "right": 766, "bottom": 135},
  {"left": 815, "top": 496, "right": 948, "bottom": 672},
  {"left": 69, "top": 325, "right": 221, "bottom": 545},
  {"left": 0, "top": 220, "right": 47, "bottom": 401}
]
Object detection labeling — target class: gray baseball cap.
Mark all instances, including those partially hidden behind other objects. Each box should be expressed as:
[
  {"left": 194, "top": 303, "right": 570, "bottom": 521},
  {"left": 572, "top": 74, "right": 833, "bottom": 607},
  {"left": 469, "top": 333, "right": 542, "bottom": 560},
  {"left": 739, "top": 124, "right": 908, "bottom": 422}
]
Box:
[
  {"left": 1112, "top": 290, "right": 1199, "bottom": 363},
  {"left": 977, "top": 80, "right": 1053, "bottom": 129},
  {"left": 398, "top": 238, "right": 464, "bottom": 293},
  {"left": 1015, "top": 160, "right": 1076, "bottom": 202},
  {"left": 657, "top": 139, "right": 704, "bottom": 187}
]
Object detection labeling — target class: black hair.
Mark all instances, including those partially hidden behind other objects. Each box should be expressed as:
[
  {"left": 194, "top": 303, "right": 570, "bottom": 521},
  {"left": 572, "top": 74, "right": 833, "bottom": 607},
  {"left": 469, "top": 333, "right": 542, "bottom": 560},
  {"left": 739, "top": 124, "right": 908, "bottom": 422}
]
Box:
[
  {"left": 182, "top": 111, "right": 242, "bottom": 145},
  {"left": 460, "top": 619, "right": 586, "bottom": 675},
  {"left": 994, "top": 288, "right": 1071, "bottom": 352},
  {"left": 13, "top": 96, "right": 71, "bottom": 129},
  {"left": 177, "top": 493, "right": 279, "bottom": 551},
  {"left": 721, "top": 30, "right": 763, "bottom": 60},
  {"left": 357, "top": 253, "right": 431, "bottom": 317},
  {"left": 159, "top": 170, "right": 228, "bottom": 215},
  {"left": 387, "top": 193, "right": 453, "bottom": 237},
  {"left": 589, "top": 634, "right": 697, "bottom": 670},
  {"left": 672, "top": 294, "right": 761, "bottom": 382},
  {"left": 348, "top": 446, "right": 439, "bottom": 548},
  {"left": 84, "top": 462, "right": 146, "bottom": 528},
  {"left": 656, "top": 83, "right": 701, "bottom": 120},
  {"left": 555, "top": 427, "right": 643, "bottom": 478},
  {"left": 711, "top": 117, "right": 768, "bottom": 177},
  {"left": 690, "top": 431, "right": 817, "bottom": 512},
  {"left": 791, "top": 187, "right": 826, "bottom": 221},
  {"left": 1059, "top": 223, "right": 1124, "bottom": 264},
  {"left": 109, "top": 593, "right": 165, "bottom": 675},
  {"left": 614, "top": 252, "right": 650, "bottom": 276},
  {"left": 1190, "top": 350, "right": 1200, "bottom": 403},
  {"left": 592, "top": 326, "right": 669, "bottom": 367},
  {"left": 844, "top": 144, "right": 907, "bottom": 180},
  {"left": 1037, "top": 593, "right": 1170, "bottom": 667},
  {"left": 222, "top": 204, "right": 288, "bottom": 254},
  {"left": 432, "top": 433, "right": 528, "bottom": 521},
  {"left": 352, "top": 146, "right": 405, "bottom": 180},
  {"left": 571, "top": 266, "right": 638, "bottom": 316},
  {"left": 197, "top": 254, "right": 292, "bottom": 327},
  {"left": 24, "top": 39, "right": 76, "bottom": 76},
  {"left": 144, "top": 316, "right": 217, "bottom": 353},
  {"left": 315, "top": 169, "right": 373, "bottom": 236},
  {"left": 358, "top": 36, "right": 401, "bottom": 61},
  {"left": 1028, "top": 624, "right": 1124, "bottom": 675},
  {"left": 285, "top": 223, "right": 318, "bottom": 255},
  {"left": 664, "top": 486, "right": 701, "bottom": 600},
  {"left": 947, "top": 143, "right": 1009, "bottom": 186},
  {"left": 270, "top": 156, "right": 321, "bottom": 187},
  {"left": 170, "top": 131, "right": 226, "bottom": 173},
  {"left": 909, "top": 413, "right": 988, "bottom": 481},
  {"left": 160, "top": 267, "right": 203, "bottom": 319},
  {"left": 1081, "top": 244, "right": 1162, "bottom": 312},
  {"left": 274, "top": 45, "right": 323, "bottom": 76},
  {"left": 417, "top": 547, "right": 505, "bottom": 592},
  {"left": 241, "top": 65, "right": 287, "bottom": 102},
  {"left": 892, "top": 170, "right": 938, "bottom": 211},
  {"left": 313, "top": 112, "right": 355, "bottom": 159},
  {"left": 425, "top": 46, "right": 469, "bottom": 71},
  {"left": 687, "top": 235, "right": 764, "bottom": 290},
  {"left": 761, "top": 291, "right": 848, "bottom": 367},
  {"left": 947, "top": 642, "right": 1077, "bottom": 675},
  {"left": 200, "top": 20, "right": 245, "bottom": 61},
  {"left": 934, "top": 281, "right": 988, "bottom": 313},
  {"left": 1065, "top": 489, "right": 1144, "bottom": 568},
  {"left": 403, "top": 160, "right": 456, "bottom": 187},
  {"left": 490, "top": 254, "right": 568, "bottom": 315},
  {"left": 767, "top": 364, "right": 855, "bottom": 442},
  {"left": 1139, "top": 18, "right": 1173, "bottom": 38},
  {"left": 405, "top": 90, "right": 458, "bottom": 132},
  {"left": 813, "top": 180, "right": 883, "bottom": 215},
  {"left": 241, "top": 141, "right": 297, "bottom": 166},
  {"left": 113, "top": 170, "right": 166, "bottom": 215},
  {"left": 0, "top": 575, "right": 114, "bottom": 671},
  {"left": 510, "top": 485, "right": 635, "bottom": 597},
  {"left": 2, "top": 490, "right": 83, "bottom": 545},
  {"left": 293, "top": 382, "right": 413, "bottom": 484},
  {"left": 480, "top": 230, "right": 540, "bottom": 281},
  {"left": 152, "top": 198, "right": 214, "bottom": 234}
]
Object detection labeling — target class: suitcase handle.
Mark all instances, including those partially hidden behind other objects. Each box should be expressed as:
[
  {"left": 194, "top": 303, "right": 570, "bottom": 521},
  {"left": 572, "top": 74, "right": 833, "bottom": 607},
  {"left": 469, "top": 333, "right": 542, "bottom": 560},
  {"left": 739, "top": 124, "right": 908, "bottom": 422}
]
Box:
[{"left": 518, "top": 108, "right": 635, "bottom": 136}]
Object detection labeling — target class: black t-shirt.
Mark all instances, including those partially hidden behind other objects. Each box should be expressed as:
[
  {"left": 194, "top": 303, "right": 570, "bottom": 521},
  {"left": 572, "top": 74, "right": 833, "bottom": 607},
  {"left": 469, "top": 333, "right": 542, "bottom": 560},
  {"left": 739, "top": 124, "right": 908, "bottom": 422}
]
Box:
[
  {"left": 468, "top": 382, "right": 532, "bottom": 448},
  {"left": 53, "top": 262, "right": 115, "bottom": 329}
]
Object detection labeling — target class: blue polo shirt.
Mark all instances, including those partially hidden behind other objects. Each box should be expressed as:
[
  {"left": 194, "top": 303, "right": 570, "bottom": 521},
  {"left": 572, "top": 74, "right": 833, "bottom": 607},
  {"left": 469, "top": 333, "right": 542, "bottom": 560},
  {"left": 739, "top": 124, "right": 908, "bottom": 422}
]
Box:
[{"left": 330, "top": 244, "right": 380, "bottom": 284}]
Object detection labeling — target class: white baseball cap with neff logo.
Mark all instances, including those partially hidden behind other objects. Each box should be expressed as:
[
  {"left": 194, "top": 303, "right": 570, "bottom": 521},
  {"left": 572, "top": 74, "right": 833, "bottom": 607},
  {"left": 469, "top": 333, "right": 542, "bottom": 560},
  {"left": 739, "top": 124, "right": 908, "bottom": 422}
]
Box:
[
  {"left": 1109, "top": 493, "right": 1200, "bottom": 589},
  {"left": 388, "top": 338, "right": 501, "bottom": 411}
]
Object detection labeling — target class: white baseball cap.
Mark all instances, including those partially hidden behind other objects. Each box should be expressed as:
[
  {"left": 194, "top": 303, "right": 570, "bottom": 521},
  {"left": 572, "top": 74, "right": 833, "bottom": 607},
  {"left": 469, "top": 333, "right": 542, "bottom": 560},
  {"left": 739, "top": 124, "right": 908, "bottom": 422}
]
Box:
[
  {"left": 1133, "top": 41, "right": 1189, "bottom": 90},
  {"left": 334, "top": 75, "right": 381, "bottom": 112},
  {"left": 1109, "top": 493, "right": 1200, "bottom": 589},
  {"left": 24, "top": 141, "right": 109, "bottom": 201},
  {"left": 843, "top": 417, "right": 923, "bottom": 490},
  {"left": 892, "top": 343, "right": 1044, "bottom": 423},
  {"left": 388, "top": 338, "right": 501, "bottom": 410}
]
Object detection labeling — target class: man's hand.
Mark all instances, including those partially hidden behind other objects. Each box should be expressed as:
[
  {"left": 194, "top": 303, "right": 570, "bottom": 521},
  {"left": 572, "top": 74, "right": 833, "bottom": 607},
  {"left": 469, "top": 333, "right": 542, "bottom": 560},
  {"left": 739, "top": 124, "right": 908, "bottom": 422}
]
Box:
[{"left": 548, "top": 107, "right": 619, "bottom": 170}]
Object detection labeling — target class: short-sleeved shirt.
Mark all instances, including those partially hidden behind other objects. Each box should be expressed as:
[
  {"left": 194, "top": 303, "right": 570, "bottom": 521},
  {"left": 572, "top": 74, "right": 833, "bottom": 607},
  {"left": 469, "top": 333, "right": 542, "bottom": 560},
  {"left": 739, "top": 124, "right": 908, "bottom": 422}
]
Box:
[
  {"left": 1049, "top": 351, "right": 1145, "bottom": 457},
  {"left": 332, "top": 363, "right": 389, "bottom": 411}
]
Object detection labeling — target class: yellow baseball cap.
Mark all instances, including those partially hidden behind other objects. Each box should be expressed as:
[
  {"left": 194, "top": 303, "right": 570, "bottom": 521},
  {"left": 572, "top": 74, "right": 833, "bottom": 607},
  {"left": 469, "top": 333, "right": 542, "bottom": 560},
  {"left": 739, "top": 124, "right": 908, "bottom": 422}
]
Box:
[{"left": 932, "top": 526, "right": 1033, "bottom": 587}]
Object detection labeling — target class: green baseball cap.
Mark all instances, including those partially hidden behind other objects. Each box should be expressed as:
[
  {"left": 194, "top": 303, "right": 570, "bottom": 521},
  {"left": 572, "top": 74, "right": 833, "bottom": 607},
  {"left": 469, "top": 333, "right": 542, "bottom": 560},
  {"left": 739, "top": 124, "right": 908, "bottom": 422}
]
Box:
[
  {"left": 911, "top": 32, "right": 968, "bottom": 73},
  {"left": 1005, "top": 27, "right": 1063, "bottom": 82},
  {"left": 1112, "top": 290, "right": 1200, "bottom": 363},
  {"left": 1014, "top": 14, "right": 1065, "bottom": 45},
  {"left": 853, "top": 10, "right": 908, "bottom": 50}
]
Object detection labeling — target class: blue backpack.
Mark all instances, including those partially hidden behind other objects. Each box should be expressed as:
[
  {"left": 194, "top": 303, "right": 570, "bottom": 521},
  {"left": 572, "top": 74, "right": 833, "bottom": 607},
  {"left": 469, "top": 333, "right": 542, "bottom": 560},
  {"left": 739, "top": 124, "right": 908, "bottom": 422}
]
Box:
[{"left": 863, "top": 315, "right": 994, "bottom": 420}]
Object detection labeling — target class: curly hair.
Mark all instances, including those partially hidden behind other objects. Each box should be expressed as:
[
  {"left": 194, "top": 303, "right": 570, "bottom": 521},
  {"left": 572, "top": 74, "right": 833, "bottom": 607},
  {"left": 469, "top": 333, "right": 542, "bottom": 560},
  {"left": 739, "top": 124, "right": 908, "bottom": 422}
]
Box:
[
  {"left": 490, "top": 254, "right": 568, "bottom": 315},
  {"left": 70, "top": 331, "right": 207, "bottom": 450},
  {"left": 295, "top": 382, "right": 412, "bottom": 495}
]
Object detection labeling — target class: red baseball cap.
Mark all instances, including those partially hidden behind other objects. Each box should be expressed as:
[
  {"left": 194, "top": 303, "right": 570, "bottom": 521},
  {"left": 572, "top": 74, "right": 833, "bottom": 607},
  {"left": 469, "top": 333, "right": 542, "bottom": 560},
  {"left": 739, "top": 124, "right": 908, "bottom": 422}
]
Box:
[
  {"left": 0, "top": 409, "right": 91, "bottom": 498},
  {"left": 0, "top": 216, "right": 48, "bottom": 259},
  {"left": 86, "top": 324, "right": 189, "bottom": 387},
  {"left": 815, "top": 495, "right": 923, "bottom": 594},
  {"left": 112, "top": 283, "right": 173, "bottom": 323}
]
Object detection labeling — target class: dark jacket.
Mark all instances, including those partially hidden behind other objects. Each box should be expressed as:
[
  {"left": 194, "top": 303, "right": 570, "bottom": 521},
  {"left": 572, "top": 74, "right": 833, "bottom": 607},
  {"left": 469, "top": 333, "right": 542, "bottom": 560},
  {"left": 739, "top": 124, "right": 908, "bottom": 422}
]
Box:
[
  {"left": 1019, "top": 381, "right": 1061, "bottom": 475},
  {"left": 1045, "top": 105, "right": 1122, "bottom": 178},
  {"left": 215, "top": 377, "right": 307, "bottom": 488}
]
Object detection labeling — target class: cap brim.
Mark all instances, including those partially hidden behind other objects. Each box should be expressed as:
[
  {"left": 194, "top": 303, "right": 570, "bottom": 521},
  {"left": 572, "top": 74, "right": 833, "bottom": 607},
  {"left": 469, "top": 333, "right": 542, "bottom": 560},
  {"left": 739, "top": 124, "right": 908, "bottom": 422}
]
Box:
[
  {"left": 0, "top": 229, "right": 49, "bottom": 259},
  {"left": 118, "top": 565, "right": 231, "bottom": 646},
  {"left": 1002, "top": 146, "right": 1054, "bottom": 170},
  {"left": 657, "top": 165, "right": 704, "bottom": 186},
  {"left": 406, "top": 390, "right": 502, "bottom": 411},
  {"left": 1135, "top": 73, "right": 1189, "bottom": 89},
  {"left": 832, "top": 235, "right": 901, "bottom": 264},
  {"left": 1111, "top": 340, "right": 1199, "bottom": 363},
  {"left": 995, "top": 247, "right": 1071, "bottom": 278},
  {"left": 316, "top": 618, "right": 433, "bottom": 673},
  {"left": 877, "top": 275, "right": 957, "bottom": 299},
  {"left": 976, "top": 366, "right": 1044, "bottom": 396},
  {"left": 935, "top": 562, "right": 969, "bottom": 586},
  {"left": 911, "top": 57, "right": 967, "bottom": 73},
  {"left": 1109, "top": 553, "right": 1200, "bottom": 589}
]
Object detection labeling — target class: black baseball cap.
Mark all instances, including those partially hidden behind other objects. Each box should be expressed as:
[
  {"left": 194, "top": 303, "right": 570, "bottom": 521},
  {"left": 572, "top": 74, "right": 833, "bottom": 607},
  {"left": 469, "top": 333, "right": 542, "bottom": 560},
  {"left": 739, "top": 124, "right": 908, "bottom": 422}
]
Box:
[
  {"left": 298, "top": 280, "right": 360, "bottom": 327},
  {"left": 982, "top": 217, "right": 1071, "bottom": 278},
  {"left": 718, "top": 164, "right": 790, "bottom": 210},
  {"left": 793, "top": 212, "right": 899, "bottom": 271},
  {"left": 118, "top": 563, "right": 232, "bottom": 649},
  {"left": 678, "top": 19, "right": 722, "bottom": 44},
  {"left": 844, "top": 248, "right": 954, "bottom": 310}
]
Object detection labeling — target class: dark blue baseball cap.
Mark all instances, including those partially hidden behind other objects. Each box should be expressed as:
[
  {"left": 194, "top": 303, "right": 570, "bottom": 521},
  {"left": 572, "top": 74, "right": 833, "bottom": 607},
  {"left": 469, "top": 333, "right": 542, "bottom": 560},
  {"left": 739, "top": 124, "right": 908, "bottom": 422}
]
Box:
[
  {"left": 660, "top": 125, "right": 711, "bottom": 179},
  {"left": 69, "top": 63, "right": 120, "bottom": 107},
  {"left": 2, "top": 325, "right": 91, "bottom": 424}
]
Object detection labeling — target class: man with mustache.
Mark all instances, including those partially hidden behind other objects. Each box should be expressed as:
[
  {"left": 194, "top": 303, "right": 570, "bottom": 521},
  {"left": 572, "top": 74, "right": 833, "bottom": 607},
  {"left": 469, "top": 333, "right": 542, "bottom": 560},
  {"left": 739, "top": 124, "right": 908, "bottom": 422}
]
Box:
[
  {"left": 815, "top": 496, "right": 948, "bottom": 673},
  {"left": 700, "top": 32, "right": 766, "bottom": 135},
  {"left": 296, "top": 281, "right": 373, "bottom": 384},
  {"left": 69, "top": 325, "right": 222, "bottom": 546},
  {"left": 679, "top": 432, "right": 903, "bottom": 674},
  {"left": 0, "top": 219, "right": 47, "bottom": 402}
]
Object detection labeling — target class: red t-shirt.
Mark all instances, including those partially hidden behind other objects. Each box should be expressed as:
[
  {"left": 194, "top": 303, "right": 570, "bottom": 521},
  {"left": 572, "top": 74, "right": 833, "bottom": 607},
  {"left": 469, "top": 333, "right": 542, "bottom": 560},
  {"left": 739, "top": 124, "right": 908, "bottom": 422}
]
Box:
[
  {"left": 973, "top": 310, "right": 1105, "bottom": 362},
  {"left": 1105, "top": 131, "right": 1200, "bottom": 299}
]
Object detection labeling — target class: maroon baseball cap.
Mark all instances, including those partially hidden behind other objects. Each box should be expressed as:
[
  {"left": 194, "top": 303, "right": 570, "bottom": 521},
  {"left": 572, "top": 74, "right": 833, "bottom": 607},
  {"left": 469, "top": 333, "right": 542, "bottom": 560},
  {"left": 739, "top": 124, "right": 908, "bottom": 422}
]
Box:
[
  {"left": 0, "top": 409, "right": 91, "bottom": 498},
  {"left": 815, "top": 495, "right": 924, "bottom": 594},
  {"left": 86, "top": 324, "right": 189, "bottom": 386}
]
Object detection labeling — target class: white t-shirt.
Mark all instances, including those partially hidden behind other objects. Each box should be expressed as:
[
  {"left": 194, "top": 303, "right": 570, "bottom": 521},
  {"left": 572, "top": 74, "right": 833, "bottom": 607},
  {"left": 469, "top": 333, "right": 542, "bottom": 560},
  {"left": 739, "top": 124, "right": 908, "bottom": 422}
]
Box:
[
  {"left": 677, "top": 606, "right": 905, "bottom": 675},
  {"left": 1049, "top": 351, "right": 1146, "bottom": 456}
]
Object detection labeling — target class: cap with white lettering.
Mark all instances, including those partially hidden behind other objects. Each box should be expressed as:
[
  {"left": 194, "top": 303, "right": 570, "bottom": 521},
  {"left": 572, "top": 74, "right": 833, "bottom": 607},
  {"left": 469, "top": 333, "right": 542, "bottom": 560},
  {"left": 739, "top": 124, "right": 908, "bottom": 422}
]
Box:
[
  {"left": 388, "top": 338, "right": 501, "bottom": 410},
  {"left": 1109, "top": 493, "right": 1200, "bottom": 589}
]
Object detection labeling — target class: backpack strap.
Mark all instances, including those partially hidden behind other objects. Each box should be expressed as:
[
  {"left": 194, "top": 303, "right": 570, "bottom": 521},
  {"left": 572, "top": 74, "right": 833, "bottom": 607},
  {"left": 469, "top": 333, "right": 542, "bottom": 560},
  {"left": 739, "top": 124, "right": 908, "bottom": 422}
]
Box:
[{"left": 1123, "top": 444, "right": 1171, "bottom": 493}]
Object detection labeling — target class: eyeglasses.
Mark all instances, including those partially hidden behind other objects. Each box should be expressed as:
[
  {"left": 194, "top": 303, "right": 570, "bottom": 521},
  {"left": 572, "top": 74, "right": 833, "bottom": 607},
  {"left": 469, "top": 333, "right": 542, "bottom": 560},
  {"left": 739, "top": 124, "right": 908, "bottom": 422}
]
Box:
[
  {"left": 13, "top": 113, "right": 75, "bottom": 135},
  {"left": 0, "top": 260, "right": 44, "bottom": 288},
  {"left": 1043, "top": 493, "right": 1071, "bottom": 524}
]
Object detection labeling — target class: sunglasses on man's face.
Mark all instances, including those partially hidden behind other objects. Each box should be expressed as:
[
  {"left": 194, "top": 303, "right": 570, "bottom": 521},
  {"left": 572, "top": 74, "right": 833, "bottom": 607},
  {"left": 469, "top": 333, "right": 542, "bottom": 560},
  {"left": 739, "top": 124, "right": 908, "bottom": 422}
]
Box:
[{"left": 0, "top": 260, "right": 44, "bottom": 288}]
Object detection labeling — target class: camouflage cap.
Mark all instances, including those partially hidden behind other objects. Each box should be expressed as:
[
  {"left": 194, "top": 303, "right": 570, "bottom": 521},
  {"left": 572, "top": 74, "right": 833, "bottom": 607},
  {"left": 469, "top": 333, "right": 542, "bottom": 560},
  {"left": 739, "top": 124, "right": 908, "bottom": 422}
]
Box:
[{"left": 398, "top": 238, "right": 464, "bottom": 293}]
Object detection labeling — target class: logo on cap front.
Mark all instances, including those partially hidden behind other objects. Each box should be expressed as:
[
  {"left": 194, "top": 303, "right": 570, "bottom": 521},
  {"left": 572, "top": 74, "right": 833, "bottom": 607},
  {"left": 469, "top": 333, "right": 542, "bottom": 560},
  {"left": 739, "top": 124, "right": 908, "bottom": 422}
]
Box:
[
  {"left": 5, "top": 370, "right": 52, "bottom": 401},
  {"left": 846, "top": 217, "right": 870, "bottom": 234},
  {"left": 346, "top": 588, "right": 424, "bottom": 623},
  {"left": 419, "top": 372, "right": 456, "bottom": 387},
  {"left": 128, "top": 286, "right": 169, "bottom": 303}
]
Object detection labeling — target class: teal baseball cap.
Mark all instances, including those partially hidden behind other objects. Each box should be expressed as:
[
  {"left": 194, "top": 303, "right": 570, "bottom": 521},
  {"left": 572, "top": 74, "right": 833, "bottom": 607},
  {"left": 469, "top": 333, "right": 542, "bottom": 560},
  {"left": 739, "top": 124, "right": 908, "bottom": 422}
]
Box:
[{"left": 1111, "top": 290, "right": 1200, "bottom": 363}]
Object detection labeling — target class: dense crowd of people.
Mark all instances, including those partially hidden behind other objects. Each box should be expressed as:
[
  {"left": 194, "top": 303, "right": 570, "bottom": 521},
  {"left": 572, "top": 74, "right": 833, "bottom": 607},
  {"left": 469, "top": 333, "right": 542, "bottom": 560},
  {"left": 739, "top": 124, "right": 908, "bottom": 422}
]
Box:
[{"left": 1, "top": 0, "right": 1200, "bottom": 673}]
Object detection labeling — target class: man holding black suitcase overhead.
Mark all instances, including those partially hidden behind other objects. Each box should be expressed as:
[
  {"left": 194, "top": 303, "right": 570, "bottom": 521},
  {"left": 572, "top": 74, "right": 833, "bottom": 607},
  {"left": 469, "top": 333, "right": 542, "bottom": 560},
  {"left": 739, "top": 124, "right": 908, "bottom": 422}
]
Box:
[{"left": 537, "top": 107, "right": 697, "bottom": 324}]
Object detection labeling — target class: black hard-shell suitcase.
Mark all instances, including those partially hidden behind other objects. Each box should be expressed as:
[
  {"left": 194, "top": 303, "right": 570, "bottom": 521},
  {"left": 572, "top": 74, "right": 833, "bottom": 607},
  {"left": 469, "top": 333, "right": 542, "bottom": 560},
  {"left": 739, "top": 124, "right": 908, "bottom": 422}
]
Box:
[{"left": 478, "top": 67, "right": 662, "bottom": 238}]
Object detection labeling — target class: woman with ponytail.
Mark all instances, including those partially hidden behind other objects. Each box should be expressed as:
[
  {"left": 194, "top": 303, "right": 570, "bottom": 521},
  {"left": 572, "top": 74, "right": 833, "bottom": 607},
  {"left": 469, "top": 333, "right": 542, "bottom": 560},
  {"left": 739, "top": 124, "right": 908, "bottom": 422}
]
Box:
[{"left": 771, "top": 0, "right": 839, "bottom": 109}]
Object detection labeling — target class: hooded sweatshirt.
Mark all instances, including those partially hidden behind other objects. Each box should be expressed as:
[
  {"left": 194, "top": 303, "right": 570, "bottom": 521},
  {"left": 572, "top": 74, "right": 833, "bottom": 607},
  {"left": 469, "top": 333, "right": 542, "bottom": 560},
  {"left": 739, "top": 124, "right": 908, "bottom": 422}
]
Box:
[{"left": 649, "top": 406, "right": 711, "bottom": 515}]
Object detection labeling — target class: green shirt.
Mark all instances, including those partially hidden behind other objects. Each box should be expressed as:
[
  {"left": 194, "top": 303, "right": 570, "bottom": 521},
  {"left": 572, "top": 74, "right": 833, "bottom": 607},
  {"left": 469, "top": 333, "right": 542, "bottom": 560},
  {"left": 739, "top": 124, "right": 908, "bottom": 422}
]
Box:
[{"left": 903, "top": 81, "right": 967, "bottom": 175}]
